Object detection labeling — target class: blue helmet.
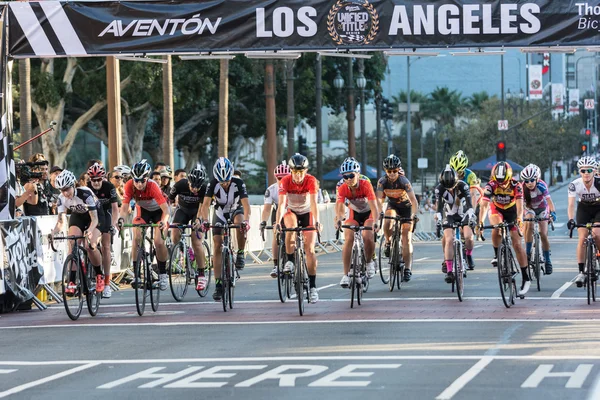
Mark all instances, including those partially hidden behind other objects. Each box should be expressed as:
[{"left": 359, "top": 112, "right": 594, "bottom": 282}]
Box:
[
  {"left": 340, "top": 159, "right": 360, "bottom": 174},
  {"left": 131, "top": 159, "right": 151, "bottom": 180},
  {"left": 213, "top": 157, "right": 234, "bottom": 182}
]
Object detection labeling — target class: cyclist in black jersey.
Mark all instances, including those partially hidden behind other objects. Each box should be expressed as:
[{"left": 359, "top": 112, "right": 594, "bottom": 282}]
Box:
[
  {"left": 87, "top": 163, "right": 119, "bottom": 298},
  {"left": 169, "top": 166, "right": 209, "bottom": 291}
]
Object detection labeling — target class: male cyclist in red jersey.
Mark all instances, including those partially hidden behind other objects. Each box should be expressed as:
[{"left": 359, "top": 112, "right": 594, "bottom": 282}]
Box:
[{"left": 118, "top": 159, "right": 171, "bottom": 291}]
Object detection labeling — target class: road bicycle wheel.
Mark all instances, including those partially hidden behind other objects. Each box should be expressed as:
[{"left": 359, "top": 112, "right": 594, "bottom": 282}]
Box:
[
  {"left": 350, "top": 247, "right": 358, "bottom": 309},
  {"left": 168, "top": 241, "right": 189, "bottom": 302},
  {"left": 497, "top": 244, "right": 512, "bottom": 308},
  {"left": 362, "top": 252, "right": 370, "bottom": 294},
  {"left": 454, "top": 243, "right": 464, "bottom": 302},
  {"left": 84, "top": 254, "right": 101, "bottom": 317},
  {"left": 357, "top": 250, "right": 364, "bottom": 306},
  {"left": 277, "top": 239, "right": 287, "bottom": 303},
  {"left": 397, "top": 253, "right": 404, "bottom": 290},
  {"left": 587, "top": 242, "right": 594, "bottom": 305},
  {"left": 229, "top": 251, "right": 235, "bottom": 310},
  {"left": 508, "top": 253, "right": 518, "bottom": 304},
  {"left": 134, "top": 250, "right": 147, "bottom": 316},
  {"left": 196, "top": 240, "right": 212, "bottom": 297},
  {"left": 62, "top": 254, "right": 83, "bottom": 321},
  {"left": 378, "top": 234, "right": 390, "bottom": 284},
  {"left": 221, "top": 249, "right": 230, "bottom": 312},
  {"left": 533, "top": 234, "right": 541, "bottom": 292},
  {"left": 296, "top": 249, "right": 305, "bottom": 316},
  {"left": 388, "top": 240, "right": 398, "bottom": 292},
  {"left": 149, "top": 259, "right": 160, "bottom": 312}
]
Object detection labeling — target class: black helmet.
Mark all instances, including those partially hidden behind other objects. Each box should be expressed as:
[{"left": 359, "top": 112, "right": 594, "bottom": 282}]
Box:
[
  {"left": 440, "top": 165, "right": 458, "bottom": 189},
  {"left": 289, "top": 153, "right": 309, "bottom": 170},
  {"left": 383, "top": 155, "right": 401, "bottom": 170},
  {"left": 188, "top": 165, "right": 207, "bottom": 188}
]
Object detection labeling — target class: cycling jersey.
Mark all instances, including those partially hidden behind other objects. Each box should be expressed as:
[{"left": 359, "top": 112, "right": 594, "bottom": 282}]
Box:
[
  {"left": 169, "top": 178, "right": 206, "bottom": 211},
  {"left": 523, "top": 179, "right": 550, "bottom": 210},
  {"left": 336, "top": 174, "right": 369, "bottom": 194},
  {"left": 435, "top": 181, "right": 473, "bottom": 216},
  {"left": 57, "top": 187, "right": 98, "bottom": 214},
  {"left": 278, "top": 174, "right": 318, "bottom": 214},
  {"left": 462, "top": 169, "right": 480, "bottom": 186},
  {"left": 568, "top": 177, "right": 600, "bottom": 205},
  {"left": 122, "top": 179, "right": 166, "bottom": 212},
  {"left": 264, "top": 182, "right": 279, "bottom": 206},
  {"left": 205, "top": 177, "right": 248, "bottom": 214},
  {"left": 482, "top": 179, "right": 523, "bottom": 210},
  {"left": 376, "top": 175, "right": 413, "bottom": 208},
  {"left": 336, "top": 179, "right": 376, "bottom": 213},
  {"left": 88, "top": 180, "right": 118, "bottom": 211}
]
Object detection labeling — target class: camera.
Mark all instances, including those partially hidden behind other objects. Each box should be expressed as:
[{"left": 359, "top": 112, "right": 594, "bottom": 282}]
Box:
[{"left": 16, "top": 162, "right": 45, "bottom": 185}]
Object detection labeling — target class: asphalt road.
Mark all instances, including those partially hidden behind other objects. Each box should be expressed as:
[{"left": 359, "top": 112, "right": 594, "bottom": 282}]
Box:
[{"left": 4, "top": 182, "right": 600, "bottom": 400}]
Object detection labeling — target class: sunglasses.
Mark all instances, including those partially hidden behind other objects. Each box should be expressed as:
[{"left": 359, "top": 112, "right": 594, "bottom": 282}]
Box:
[
  {"left": 291, "top": 169, "right": 306, "bottom": 174},
  {"left": 523, "top": 179, "right": 536, "bottom": 183},
  {"left": 580, "top": 168, "right": 595, "bottom": 174},
  {"left": 386, "top": 169, "right": 399, "bottom": 174},
  {"left": 134, "top": 178, "right": 148, "bottom": 183},
  {"left": 342, "top": 173, "right": 356, "bottom": 180},
  {"left": 91, "top": 178, "right": 103, "bottom": 183}
]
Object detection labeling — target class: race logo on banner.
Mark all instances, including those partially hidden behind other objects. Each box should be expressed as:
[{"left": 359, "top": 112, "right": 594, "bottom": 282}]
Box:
[
  {"left": 552, "top": 83, "right": 564, "bottom": 111},
  {"left": 529, "top": 65, "right": 543, "bottom": 100},
  {"left": 569, "top": 88, "right": 580, "bottom": 115},
  {"left": 327, "top": 0, "right": 379, "bottom": 45}
]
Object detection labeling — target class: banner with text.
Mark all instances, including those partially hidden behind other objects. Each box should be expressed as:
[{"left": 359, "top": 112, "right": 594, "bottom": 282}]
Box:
[
  {"left": 569, "top": 88, "right": 580, "bottom": 115},
  {"left": 7, "top": 1, "right": 600, "bottom": 57},
  {"left": 529, "top": 64, "right": 543, "bottom": 100}
]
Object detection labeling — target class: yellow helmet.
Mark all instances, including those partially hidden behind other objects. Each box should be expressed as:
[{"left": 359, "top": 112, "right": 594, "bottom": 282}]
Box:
[{"left": 449, "top": 150, "right": 468, "bottom": 173}]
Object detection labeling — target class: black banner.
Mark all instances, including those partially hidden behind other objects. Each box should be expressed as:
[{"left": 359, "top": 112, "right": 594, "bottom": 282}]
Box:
[
  {"left": 1, "top": 218, "right": 42, "bottom": 311},
  {"left": 6, "top": 1, "right": 600, "bottom": 58}
]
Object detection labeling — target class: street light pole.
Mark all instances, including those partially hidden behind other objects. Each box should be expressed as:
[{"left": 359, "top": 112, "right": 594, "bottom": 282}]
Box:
[
  {"left": 347, "top": 58, "right": 356, "bottom": 158},
  {"left": 501, "top": 54, "right": 506, "bottom": 145},
  {"left": 315, "top": 55, "right": 323, "bottom": 182},
  {"left": 407, "top": 57, "right": 412, "bottom": 181},
  {"left": 357, "top": 59, "right": 367, "bottom": 169}
]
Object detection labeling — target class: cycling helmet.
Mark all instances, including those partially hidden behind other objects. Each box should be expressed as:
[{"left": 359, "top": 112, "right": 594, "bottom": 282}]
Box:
[
  {"left": 577, "top": 156, "right": 599, "bottom": 169},
  {"left": 87, "top": 162, "right": 106, "bottom": 179},
  {"left": 188, "top": 166, "right": 207, "bottom": 188},
  {"left": 340, "top": 159, "right": 361, "bottom": 174},
  {"left": 114, "top": 165, "right": 131, "bottom": 176},
  {"left": 55, "top": 170, "right": 76, "bottom": 189},
  {"left": 289, "top": 153, "right": 309, "bottom": 170},
  {"left": 213, "top": 157, "right": 234, "bottom": 182},
  {"left": 383, "top": 154, "right": 401, "bottom": 170},
  {"left": 342, "top": 157, "right": 357, "bottom": 164},
  {"left": 491, "top": 161, "right": 513, "bottom": 184},
  {"left": 439, "top": 165, "right": 458, "bottom": 189},
  {"left": 521, "top": 163, "right": 540, "bottom": 181},
  {"left": 131, "top": 159, "right": 151, "bottom": 180},
  {"left": 274, "top": 164, "right": 291, "bottom": 178},
  {"left": 449, "top": 150, "right": 469, "bottom": 173}
]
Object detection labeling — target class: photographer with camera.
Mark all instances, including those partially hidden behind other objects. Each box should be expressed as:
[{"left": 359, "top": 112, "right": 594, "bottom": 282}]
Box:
[
  {"left": 15, "top": 161, "right": 39, "bottom": 214},
  {"left": 21, "top": 153, "right": 53, "bottom": 216}
]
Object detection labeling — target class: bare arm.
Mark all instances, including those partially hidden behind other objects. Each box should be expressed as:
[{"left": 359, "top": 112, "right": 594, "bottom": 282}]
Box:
[
  {"left": 479, "top": 201, "right": 489, "bottom": 225},
  {"left": 261, "top": 204, "right": 273, "bottom": 223},
  {"left": 407, "top": 190, "right": 419, "bottom": 216},
  {"left": 241, "top": 197, "right": 250, "bottom": 221},
  {"left": 198, "top": 197, "right": 212, "bottom": 222},
  {"left": 334, "top": 201, "right": 345, "bottom": 225},
  {"left": 276, "top": 194, "right": 287, "bottom": 226},
  {"left": 310, "top": 193, "right": 319, "bottom": 224},
  {"left": 567, "top": 197, "right": 576, "bottom": 221},
  {"left": 111, "top": 202, "right": 119, "bottom": 227}
]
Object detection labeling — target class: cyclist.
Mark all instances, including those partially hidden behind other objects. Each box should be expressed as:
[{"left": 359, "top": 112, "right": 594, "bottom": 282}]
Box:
[
  {"left": 260, "top": 163, "right": 291, "bottom": 279},
  {"left": 567, "top": 156, "right": 600, "bottom": 287},
  {"left": 118, "top": 159, "right": 171, "bottom": 291},
  {"left": 521, "top": 163, "right": 557, "bottom": 275},
  {"left": 449, "top": 150, "right": 483, "bottom": 242},
  {"left": 196, "top": 157, "right": 251, "bottom": 301},
  {"left": 169, "top": 165, "right": 209, "bottom": 290},
  {"left": 478, "top": 161, "right": 531, "bottom": 295},
  {"left": 435, "top": 165, "right": 476, "bottom": 283},
  {"left": 276, "top": 153, "right": 321, "bottom": 303},
  {"left": 335, "top": 158, "right": 379, "bottom": 287},
  {"left": 376, "top": 154, "right": 419, "bottom": 282},
  {"left": 87, "top": 163, "right": 119, "bottom": 298},
  {"left": 51, "top": 170, "right": 103, "bottom": 295}
]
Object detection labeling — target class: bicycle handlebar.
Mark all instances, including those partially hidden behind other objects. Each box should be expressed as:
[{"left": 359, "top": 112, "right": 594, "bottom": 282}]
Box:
[
  {"left": 120, "top": 223, "right": 166, "bottom": 240},
  {"left": 48, "top": 234, "right": 87, "bottom": 253},
  {"left": 341, "top": 224, "right": 373, "bottom": 231},
  {"left": 569, "top": 223, "right": 600, "bottom": 238},
  {"left": 261, "top": 225, "right": 276, "bottom": 241},
  {"left": 169, "top": 224, "right": 201, "bottom": 239}
]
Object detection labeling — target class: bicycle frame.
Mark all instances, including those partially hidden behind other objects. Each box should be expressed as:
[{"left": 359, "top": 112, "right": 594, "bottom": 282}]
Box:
[
  {"left": 341, "top": 224, "right": 372, "bottom": 308},
  {"left": 381, "top": 215, "right": 413, "bottom": 291},
  {"left": 570, "top": 223, "right": 600, "bottom": 304},
  {"left": 209, "top": 221, "right": 242, "bottom": 312},
  {"left": 483, "top": 222, "right": 521, "bottom": 308},
  {"left": 524, "top": 216, "right": 553, "bottom": 292}
]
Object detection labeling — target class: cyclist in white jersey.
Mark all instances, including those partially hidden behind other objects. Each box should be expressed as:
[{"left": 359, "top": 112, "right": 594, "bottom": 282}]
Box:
[
  {"left": 567, "top": 156, "right": 600, "bottom": 287},
  {"left": 51, "top": 170, "right": 103, "bottom": 295},
  {"left": 260, "top": 163, "right": 291, "bottom": 278}
]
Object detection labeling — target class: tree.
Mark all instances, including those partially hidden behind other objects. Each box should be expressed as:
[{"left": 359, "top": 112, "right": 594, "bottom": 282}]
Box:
[{"left": 421, "top": 86, "right": 465, "bottom": 129}]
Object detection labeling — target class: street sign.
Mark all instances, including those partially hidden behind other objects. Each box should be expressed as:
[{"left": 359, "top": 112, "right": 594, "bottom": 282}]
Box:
[
  {"left": 417, "top": 158, "right": 428, "bottom": 169},
  {"left": 585, "top": 99, "right": 595, "bottom": 110},
  {"left": 498, "top": 120, "right": 508, "bottom": 131}
]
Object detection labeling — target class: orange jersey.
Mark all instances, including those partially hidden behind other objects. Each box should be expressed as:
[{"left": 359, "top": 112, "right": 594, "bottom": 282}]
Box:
[
  {"left": 337, "top": 179, "right": 376, "bottom": 213},
  {"left": 482, "top": 179, "right": 523, "bottom": 210},
  {"left": 279, "top": 174, "right": 318, "bottom": 214}
]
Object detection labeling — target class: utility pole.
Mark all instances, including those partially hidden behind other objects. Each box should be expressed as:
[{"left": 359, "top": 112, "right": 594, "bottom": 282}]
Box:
[
  {"left": 315, "top": 55, "right": 323, "bottom": 181},
  {"left": 286, "top": 60, "right": 295, "bottom": 157},
  {"left": 218, "top": 59, "right": 229, "bottom": 158},
  {"left": 106, "top": 56, "right": 122, "bottom": 169},
  {"left": 265, "top": 61, "right": 277, "bottom": 185},
  {"left": 407, "top": 57, "right": 412, "bottom": 181},
  {"left": 347, "top": 58, "right": 356, "bottom": 158},
  {"left": 162, "top": 55, "right": 174, "bottom": 168}
]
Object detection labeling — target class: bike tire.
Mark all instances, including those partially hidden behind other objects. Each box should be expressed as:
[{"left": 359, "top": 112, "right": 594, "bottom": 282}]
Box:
[
  {"left": 534, "top": 235, "right": 541, "bottom": 292},
  {"left": 378, "top": 234, "right": 390, "bottom": 284},
  {"left": 229, "top": 252, "right": 235, "bottom": 310},
  {"left": 498, "top": 244, "right": 512, "bottom": 308},
  {"left": 85, "top": 254, "right": 101, "bottom": 317},
  {"left": 588, "top": 242, "right": 594, "bottom": 305},
  {"left": 397, "top": 255, "right": 404, "bottom": 290},
  {"left": 296, "top": 250, "right": 305, "bottom": 316},
  {"left": 362, "top": 252, "right": 370, "bottom": 294},
  {"left": 277, "top": 242, "right": 287, "bottom": 303},
  {"left": 350, "top": 248, "right": 357, "bottom": 309},
  {"left": 455, "top": 244, "right": 464, "bottom": 302},
  {"left": 168, "top": 241, "right": 189, "bottom": 302},
  {"left": 388, "top": 240, "right": 398, "bottom": 292},
  {"left": 62, "top": 254, "right": 83, "bottom": 321},
  {"left": 149, "top": 257, "right": 160, "bottom": 313},
  {"left": 222, "top": 250, "right": 229, "bottom": 312},
  {"left": 134, "top": 250, "right": 147, "bottom": 316},
  {"left": 196, "top": 240, "right": 212, "bottom": 297},
  {"left": 509, "top": 253, "right": 517, "bottom": 305}
]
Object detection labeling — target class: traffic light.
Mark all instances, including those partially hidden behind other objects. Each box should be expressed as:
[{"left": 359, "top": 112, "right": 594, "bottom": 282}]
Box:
[
  {"left": 298, "top": 135, "right": 307, "bottom": 155},
  {"left": 496, "top": 141, "right": 506, "bottom": 161},
  {"left": 386, "top": 101, "right": 394, "bottom": 121},
  {"left": 381, "top": 98, "right": 390, "bottom": 120},
  {"left": 586, "top": 129, "right": 591, "bottom": 136},
  {"left": 582, "top": 144, "right": 588, "bottom": 154}
]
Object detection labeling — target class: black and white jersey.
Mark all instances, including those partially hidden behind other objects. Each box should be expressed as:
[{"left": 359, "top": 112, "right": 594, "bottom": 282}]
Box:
[
  {"left": 568, "top": 177, "right": 600, "bottom": 205},
  {"left": 57, "top": 187, "right": 99, "bottom": 215},
  {"left": 88, "top": 181, "right": 118, "bottom": 211},
  {"left": 264, "top": 182, "right": 279, "bottom": 207},
  {"left": 435, "top": 181, "right": 473, "bottom": 216},
  {"left": 205, "top": 177, "right": 248, "bottom": 214},
  {"left": 169, "top": 179, "right": 206, "bottom": 211}
]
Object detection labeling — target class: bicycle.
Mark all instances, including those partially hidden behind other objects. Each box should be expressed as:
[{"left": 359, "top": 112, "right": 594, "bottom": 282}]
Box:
[
  {"left": 120, "top": 223, "right": 163, "bottom": 316},
  {"left": 49, "top": 234, "right": 101, "bottom": 321},
  {"left": 523, "top": 216, "right": 554, "bottom": 292},
  {"left": 379, "top": 215, "right": 415, "bottom": 292},
  {"left": 441, "top": 221, "right": 471, "bottom": 302},
  {"left": 206, "top": 221, "right": 243, "bottom": 312},
  {"left": 340, "top": 224, "right": 372, "bottom": 308},
  {"left": 167, "top": 224, "right": 212, "bottom": 301},
  {"left": 261, "top": 226, "right": 291, "bottom": 303},
  {"left": 280, "top": 226, "right": 319, "bottom": 316},
  {"left": 569, "top": 223, "right": 600, "bottom": 305},
  {"left": 482, "top": 221, "right": 523, "bottom": 308}
]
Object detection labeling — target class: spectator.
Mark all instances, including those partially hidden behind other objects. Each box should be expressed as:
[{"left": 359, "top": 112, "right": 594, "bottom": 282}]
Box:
[
  {"left": 77, "top": 172, "right": 89, "bottom": 188},
  {"left": 24, "top": 153, "right": 50, "bottom": 216},
  {"left": 154, "top": 162, "right": 167, "bottom": 172},
  {"left": 15, "top": 162, "right": 38, "bottom": 216},
  {"left": 160, "top": 170, "right": 173, "bottom": 194},
  {"left": 174, "top": 169, "right": 187, "bottom": 182},
  {"left": 233, "top": 170, "right": 242, "bottom": 179},
  {"left": 49, "top": 166, "right": 63, "bottom": 189},
  {"left": 151, "top": 171, "right": 161, "bottom": 182},
  {"left": 108, "top": 170, "right": 124, "bottom": 207},
  {"left": 113, "top": 165, "right": 131, "bottom": 183}
]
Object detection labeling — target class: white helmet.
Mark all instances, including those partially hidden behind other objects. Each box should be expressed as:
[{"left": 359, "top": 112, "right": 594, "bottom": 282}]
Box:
[
  {"left": 114, "top": 165, "right": 131, "bottom": 175},
  {"left": 213, "top": 157, "right": 233, "bottom": 182},
  {"left": 577, "top": 156, "right": 598, "bottom": 169},
  {"left": 55, "top": 170, "right": 76, "bottom": 189},
  {"left": 520, "top": 164, "right": 540, "bottom": 181}
]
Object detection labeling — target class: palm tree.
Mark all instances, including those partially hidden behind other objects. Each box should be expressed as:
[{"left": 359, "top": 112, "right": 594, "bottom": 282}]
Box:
[
  {"left": 421, "top": 86, "right": 465, "bottom": 128},
  {"left": 162, "top": 55, "right": 174, "bottom": 167},
  {"left": 466, "top": 91, "right": 490, "bottom": 114},
  {"left": 19, "top": 59, "right": 32, "bottom": 160},
  {"left": 392, "top": 90, "right": 427, "bottom": 130}
]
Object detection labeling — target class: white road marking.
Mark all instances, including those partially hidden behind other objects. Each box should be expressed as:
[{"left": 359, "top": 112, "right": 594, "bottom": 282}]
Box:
[
  {"left": 288, "top": 283, "right": 335, "bottom": 300},
  {"left": 0, "top": 370, "right": 17, "bottom": 374},
  {"left": 316, "top": 284, "right": 336, "bottom": 292},
  {"left": 587, "top": 369, "right": 600, "bottom": 400},
  {"left": 436, "top": 357, "right": 494, "bottom": 400},
  {"left": 551, "top": 279, "right": 576, "bottom": 299},
  {"left": 414, "top": 257, "right": 429, "bottom": 262},
  {"left": 474, "top": 245, "right": 483, "bottom": 249},
  {"left": 0, "top": 362, "right": 99, "bottom": 398}
]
